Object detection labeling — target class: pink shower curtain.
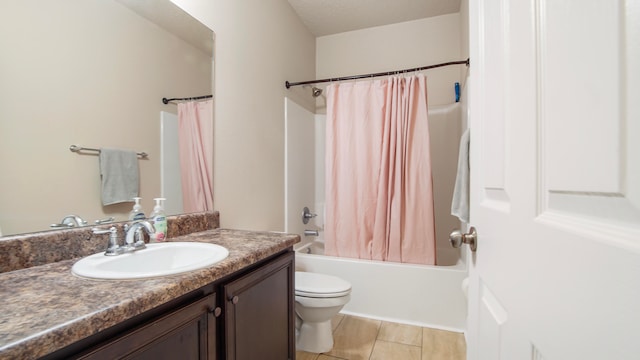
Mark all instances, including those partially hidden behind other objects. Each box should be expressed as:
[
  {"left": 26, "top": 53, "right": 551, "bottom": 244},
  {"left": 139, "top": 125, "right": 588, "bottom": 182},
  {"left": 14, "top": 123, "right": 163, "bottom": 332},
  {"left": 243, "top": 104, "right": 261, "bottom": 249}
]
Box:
[
  {"left": 177, "top": 100, "right": 214, "bottom": 213},
  {"left": 325, "top": 75, "right": 436, "bottom": 265}
]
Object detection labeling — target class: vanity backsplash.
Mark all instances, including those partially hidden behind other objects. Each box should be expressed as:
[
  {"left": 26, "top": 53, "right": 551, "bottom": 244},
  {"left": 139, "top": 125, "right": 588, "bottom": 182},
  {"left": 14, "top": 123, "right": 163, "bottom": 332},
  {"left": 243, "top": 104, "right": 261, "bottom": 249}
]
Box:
[{"left": 0, "top": 212, "right": 219, "bottom": 273}]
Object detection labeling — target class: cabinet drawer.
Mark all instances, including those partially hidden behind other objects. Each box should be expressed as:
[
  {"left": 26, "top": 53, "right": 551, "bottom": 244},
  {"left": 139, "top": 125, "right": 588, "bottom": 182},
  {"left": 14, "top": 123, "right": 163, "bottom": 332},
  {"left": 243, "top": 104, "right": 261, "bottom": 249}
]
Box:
[{"left": 77, "top": 294, "right": 218, "bottom": 360}]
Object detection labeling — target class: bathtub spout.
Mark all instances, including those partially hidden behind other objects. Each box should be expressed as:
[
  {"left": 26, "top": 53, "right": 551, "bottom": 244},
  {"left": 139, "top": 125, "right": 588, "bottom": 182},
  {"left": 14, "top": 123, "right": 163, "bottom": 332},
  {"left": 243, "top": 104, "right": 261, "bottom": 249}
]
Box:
[{"left": 304, "top": 230, "right": 319, "bottom": 237}]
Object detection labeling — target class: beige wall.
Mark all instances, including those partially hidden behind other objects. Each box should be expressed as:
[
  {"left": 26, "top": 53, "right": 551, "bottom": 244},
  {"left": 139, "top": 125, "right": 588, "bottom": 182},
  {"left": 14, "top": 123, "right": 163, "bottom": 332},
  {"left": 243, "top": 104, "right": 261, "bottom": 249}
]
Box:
[
  {"left": 315, "top": 14, "right": 463, "bottom": 250},
  {"left": 170, "top": 0, "right": 316, "bottom": 231},
  {"left": 0, "top": 0, "right": 211, "bottom": 235},
  {"left": 316, "top": 14, "right": 462, "bottom": 107}
]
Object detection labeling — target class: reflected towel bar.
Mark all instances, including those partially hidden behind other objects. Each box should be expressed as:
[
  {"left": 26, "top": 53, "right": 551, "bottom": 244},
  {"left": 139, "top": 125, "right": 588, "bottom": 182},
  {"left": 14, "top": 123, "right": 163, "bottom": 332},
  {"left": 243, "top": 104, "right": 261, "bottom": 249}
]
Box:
[
  {"left": 69, "top": 145, "right": 148, "bottom": 158},
  {"left": 162, "top": 95, "right": 212, "bottom": 104}
]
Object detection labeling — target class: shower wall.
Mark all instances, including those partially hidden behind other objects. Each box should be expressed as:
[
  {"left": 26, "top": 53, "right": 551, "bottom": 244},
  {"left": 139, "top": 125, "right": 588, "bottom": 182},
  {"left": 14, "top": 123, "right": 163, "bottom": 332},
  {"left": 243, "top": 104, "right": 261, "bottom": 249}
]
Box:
[
  {"left": 284, "top": 98, "right": 316, "bottom": 236},
  {"left": 312, "top": 14, "right": 464, "bottom": 251}
]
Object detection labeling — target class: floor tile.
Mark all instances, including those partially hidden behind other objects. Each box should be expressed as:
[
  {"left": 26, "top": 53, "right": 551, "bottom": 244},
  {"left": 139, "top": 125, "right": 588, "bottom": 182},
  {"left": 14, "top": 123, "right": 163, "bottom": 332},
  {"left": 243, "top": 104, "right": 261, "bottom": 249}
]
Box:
[
  {"left": 377, "top": 321, "right": 422, "bottom": 346},
  {"left": 332, "top": 313, "right": 345, "bottom": 332},
  {"left": 454, "top": 333, "right": 467, "bottom": 359},
  {"left": 422, "top": 328, "right": 466, "bottom": 360},
  {"left": 296, "top": 314, "right": 467, "bottom": 360},
  {"left": 325, "top": 316, "right": 381, "bottom": 360},
  {"left": 296, "top": 350, "right": 318, "bottom": 360},
  {"left": 369, "top": 340, "right": 421, "bottom": 360},
  {"left": 317, "top": 355, "right": 348, "bottom": 360}
]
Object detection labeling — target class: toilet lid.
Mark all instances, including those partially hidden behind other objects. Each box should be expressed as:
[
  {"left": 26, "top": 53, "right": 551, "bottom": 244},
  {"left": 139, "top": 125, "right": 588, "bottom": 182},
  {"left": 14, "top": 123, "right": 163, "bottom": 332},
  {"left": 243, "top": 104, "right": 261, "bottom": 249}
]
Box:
[{"left": 295, "top": 271, "right": 351, "bottom": 298}]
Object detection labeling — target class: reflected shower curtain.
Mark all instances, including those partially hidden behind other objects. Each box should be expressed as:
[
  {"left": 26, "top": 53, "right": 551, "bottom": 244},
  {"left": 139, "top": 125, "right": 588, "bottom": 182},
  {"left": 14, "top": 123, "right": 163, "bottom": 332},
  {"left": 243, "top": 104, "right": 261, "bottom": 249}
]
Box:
[
  {"left": 325, "top": 75, "right": 436, "bottom": 265},
  {"left": 178, "top": 100, "right": 214, "bottom": 212}
]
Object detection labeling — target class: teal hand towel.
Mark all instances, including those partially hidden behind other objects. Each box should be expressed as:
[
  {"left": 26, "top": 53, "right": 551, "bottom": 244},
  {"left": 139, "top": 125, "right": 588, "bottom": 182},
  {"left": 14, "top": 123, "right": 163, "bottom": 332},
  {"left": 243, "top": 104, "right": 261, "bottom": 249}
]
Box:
[{"left": 99, "top": 148, "right": 139, "bottom": 206}]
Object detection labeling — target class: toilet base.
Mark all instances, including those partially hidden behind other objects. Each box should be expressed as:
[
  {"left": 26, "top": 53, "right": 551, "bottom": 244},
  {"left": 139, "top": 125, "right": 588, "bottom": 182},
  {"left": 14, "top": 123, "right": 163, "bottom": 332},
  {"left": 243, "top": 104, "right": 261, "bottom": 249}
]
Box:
[{"left": 296, "top": 319, "right": 334, "bottom": 353}]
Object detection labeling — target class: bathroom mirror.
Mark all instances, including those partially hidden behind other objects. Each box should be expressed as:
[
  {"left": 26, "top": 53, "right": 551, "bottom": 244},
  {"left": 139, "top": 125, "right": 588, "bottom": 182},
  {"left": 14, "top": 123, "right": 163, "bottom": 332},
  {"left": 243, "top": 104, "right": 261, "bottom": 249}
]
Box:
[{"left": 0, "top": 0, "right": 214, "bottom": 236}]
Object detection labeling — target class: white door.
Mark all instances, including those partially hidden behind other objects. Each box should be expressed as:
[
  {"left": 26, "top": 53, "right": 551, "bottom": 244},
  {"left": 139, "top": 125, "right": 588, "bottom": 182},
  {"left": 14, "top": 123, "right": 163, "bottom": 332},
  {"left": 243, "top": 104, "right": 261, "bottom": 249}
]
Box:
[{"left": 467, "top": 1, "right": 640, "bottom": 359}]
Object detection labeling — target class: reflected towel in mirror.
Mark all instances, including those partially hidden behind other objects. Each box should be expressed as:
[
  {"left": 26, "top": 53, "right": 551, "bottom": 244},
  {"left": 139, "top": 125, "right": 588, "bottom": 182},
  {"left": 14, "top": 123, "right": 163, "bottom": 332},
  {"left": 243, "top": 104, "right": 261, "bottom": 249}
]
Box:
[{"left": 99, "top": 148, "right": 139, "bottom": 206}]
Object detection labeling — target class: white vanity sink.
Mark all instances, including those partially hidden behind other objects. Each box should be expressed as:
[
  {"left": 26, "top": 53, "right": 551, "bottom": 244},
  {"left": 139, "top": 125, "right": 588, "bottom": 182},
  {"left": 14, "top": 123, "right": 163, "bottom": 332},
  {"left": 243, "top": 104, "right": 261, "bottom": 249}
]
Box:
[{"left": 72, "top": 242, "right": 229, "bottom": 280}]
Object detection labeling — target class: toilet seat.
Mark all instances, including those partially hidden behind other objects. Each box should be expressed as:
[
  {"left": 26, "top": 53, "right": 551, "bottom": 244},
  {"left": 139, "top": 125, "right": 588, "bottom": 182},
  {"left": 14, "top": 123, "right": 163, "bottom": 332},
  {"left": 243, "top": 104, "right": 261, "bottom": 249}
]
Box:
[{"left": 295, "top": 272, "right": 351, "bottom": 298}]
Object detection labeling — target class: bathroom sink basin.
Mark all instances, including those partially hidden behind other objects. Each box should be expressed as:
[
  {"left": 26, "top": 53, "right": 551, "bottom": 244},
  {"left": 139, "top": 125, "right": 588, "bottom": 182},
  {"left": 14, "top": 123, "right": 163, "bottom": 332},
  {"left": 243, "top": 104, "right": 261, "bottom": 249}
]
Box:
[{"left": 72, "top": 242, "right": 229, "bottom": 280}]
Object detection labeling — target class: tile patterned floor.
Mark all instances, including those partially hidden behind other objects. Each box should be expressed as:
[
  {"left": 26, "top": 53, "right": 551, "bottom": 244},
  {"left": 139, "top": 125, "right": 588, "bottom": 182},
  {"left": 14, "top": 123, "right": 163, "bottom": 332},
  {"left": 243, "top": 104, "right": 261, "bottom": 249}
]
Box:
[{"left": 296, "top": 314, "right": 466, "bottom": 360}]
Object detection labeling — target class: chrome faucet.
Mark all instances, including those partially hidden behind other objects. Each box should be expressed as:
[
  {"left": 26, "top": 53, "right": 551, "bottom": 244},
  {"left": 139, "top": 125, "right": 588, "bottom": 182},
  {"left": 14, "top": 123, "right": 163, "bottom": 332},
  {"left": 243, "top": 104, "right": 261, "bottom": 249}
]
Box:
[
  {"left": 124, "top": 221, "right": 155, "bottom": 251},
  {"left": 62, "top": 214, "right": 88, "bottom": 227},
  {"left": 51, "top": 214, "right": 88, "bottom": 228},
  {"left": 92, "top": 221, "right": 154, "bottom": 256}
]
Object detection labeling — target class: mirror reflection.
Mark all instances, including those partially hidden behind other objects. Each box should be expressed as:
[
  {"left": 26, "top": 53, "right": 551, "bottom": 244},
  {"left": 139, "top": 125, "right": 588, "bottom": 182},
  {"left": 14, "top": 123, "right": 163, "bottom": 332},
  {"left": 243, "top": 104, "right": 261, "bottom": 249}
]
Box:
[{"left": 0, "top": 0, "right": 214, "bottom": 236}]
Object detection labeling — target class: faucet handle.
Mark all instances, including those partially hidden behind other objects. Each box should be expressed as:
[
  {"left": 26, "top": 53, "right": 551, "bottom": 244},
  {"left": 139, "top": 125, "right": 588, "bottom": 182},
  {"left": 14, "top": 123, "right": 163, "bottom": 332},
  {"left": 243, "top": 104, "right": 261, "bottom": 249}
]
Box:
[
  {"left": 92, "top": 226, "right": 115, "bottom": 235},
  {"left": 94, "top": 217, "right": 115, "bottom": 225},
  {"left": 302, "top": 207, "right": 318, "bottom": 224},
  {"left": 92, "top": 226, "right": 123, "bottom": 256}
]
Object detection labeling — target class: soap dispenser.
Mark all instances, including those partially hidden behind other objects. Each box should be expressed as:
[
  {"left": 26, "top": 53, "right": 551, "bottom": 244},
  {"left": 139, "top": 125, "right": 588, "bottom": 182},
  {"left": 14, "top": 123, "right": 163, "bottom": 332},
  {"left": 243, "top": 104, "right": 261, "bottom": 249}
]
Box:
[
  {"left": 150, "top": 198, "right": 167, "bottom": 242},
  {"left": 129, "top": 197, "right": 146, "bottom": 220}
]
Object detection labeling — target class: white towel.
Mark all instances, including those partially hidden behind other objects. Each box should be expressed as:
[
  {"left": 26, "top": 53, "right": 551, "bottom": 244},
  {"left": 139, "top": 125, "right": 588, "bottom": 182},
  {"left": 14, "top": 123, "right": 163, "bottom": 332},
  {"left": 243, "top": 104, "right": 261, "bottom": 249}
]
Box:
[
  {"left": 99, "top": 148, "right": 139, "bottom": 206},
  {"left": 451, "top": 128, "right": 470, "bottom": 223}
]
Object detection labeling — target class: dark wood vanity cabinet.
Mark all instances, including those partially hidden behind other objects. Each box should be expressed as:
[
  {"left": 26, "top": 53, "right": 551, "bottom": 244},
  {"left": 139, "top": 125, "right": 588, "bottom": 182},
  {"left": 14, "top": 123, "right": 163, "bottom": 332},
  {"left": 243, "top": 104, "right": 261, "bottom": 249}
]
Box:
[
  {"left": 223, "top": 249, "right": 295, "bottom": 360},
  {"left": 50, "top": 250, "right": 294, "bottom": 360}
]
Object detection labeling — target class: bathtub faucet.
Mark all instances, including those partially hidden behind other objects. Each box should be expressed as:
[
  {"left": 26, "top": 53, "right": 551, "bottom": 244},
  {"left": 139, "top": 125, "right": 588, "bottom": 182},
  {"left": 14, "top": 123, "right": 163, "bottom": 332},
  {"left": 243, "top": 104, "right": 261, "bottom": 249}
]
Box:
[
  {"left": 302, "top": 207, "right": 317, "bottom": 224},
  {"left": 304, "top": 230, "right": 319, "bottom": 237}
]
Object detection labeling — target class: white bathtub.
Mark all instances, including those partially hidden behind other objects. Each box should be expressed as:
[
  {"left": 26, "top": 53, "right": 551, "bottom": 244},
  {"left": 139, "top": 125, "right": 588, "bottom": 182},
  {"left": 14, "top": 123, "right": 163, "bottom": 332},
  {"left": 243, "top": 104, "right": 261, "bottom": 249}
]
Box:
[{"left": 294, "top": 241, "right": 467, "bottom": 332}]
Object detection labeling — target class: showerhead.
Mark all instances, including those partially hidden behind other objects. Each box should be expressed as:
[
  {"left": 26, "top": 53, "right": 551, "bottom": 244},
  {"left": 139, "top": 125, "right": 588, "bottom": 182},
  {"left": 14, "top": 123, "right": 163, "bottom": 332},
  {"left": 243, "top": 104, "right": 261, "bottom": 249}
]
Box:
[{"left": 312, "top": 87, "right": 323, "bottom": 98}]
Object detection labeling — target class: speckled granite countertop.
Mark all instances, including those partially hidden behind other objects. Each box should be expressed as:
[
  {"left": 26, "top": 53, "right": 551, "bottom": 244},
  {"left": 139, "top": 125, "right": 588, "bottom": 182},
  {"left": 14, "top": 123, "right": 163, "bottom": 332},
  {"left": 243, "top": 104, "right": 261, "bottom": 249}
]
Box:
[
  {"left": 0, "top": 212, "right": 221, "bottom": 274},
  {"left": 0, "top": 228, "right": 299, "bottom": 359}
]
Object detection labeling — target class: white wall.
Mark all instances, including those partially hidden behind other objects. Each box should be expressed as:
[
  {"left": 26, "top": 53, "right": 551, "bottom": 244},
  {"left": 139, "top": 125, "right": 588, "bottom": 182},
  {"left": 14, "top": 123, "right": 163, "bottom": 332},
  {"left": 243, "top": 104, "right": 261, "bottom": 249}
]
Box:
[
  {"left": 316, "top": 14, "right": 463, "bottom": 107},
  {"left": 314, "top": 14, "right": 463, "bottom": 252},
  {"left": 170, "top": 0, "right": 316, "bottom": 231},
  {"left": 460, "top": 0, "right": 470, "bottom": 90}
]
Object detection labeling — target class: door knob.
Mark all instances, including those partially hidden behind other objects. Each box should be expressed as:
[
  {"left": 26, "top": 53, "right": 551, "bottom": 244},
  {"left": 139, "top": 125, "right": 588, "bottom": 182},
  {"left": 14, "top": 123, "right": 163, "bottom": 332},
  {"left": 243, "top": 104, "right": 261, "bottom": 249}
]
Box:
[{"left": 449, "top": 227, "right": 477, "bottom": 252}]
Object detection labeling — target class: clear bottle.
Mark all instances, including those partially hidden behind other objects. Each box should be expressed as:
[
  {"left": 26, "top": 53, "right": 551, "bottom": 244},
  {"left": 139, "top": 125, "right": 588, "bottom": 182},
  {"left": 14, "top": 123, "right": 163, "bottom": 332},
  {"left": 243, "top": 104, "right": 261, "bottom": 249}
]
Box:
[
  {"left": 149, "top": 198, "right": 167, "bottom": 242},
  {"left": 128, "top": 197, "right": 146, "bottom": 220}
]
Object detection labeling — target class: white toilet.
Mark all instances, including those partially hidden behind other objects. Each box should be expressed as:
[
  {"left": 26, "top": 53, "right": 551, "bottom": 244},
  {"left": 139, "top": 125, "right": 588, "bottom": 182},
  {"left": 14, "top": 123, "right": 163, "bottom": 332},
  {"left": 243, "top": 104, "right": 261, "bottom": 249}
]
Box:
[{"left": 294, "top": 271, "right": 352, "bottom": 353}]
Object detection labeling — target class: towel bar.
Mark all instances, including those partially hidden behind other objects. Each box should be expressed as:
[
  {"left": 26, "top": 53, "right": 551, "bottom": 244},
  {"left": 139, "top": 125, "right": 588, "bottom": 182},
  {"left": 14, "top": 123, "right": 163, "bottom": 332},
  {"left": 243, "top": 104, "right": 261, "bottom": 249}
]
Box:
[{"left": 69, "top": 145, "right": 148, "bottom": 158}]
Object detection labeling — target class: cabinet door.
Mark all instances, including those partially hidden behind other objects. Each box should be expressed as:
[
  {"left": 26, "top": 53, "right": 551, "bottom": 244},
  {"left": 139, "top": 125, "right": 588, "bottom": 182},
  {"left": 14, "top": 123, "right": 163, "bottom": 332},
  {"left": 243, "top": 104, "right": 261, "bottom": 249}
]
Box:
[
  {"left": 223, "top": 251, "right": 295, "bottom": 360},
  {"left": 78, "top": 293, "right": 219, "bottom": 360}
]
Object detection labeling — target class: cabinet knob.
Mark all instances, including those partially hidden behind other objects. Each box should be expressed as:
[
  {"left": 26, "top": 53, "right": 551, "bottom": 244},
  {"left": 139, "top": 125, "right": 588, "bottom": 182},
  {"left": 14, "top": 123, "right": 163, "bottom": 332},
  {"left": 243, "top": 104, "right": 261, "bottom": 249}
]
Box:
[
  {"left": 211, "top": 307, "right": 222, "bottom": 317},
  {"left": 231, "top": 296, "right": 239, "bottom": 304}
]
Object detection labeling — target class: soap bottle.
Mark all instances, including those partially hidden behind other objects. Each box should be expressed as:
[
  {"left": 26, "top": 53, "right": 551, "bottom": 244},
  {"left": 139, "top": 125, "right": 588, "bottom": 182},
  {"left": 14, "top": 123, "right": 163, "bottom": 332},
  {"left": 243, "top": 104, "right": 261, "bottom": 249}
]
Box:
[
  {"left": 149, "top": 198, "right": 167, "bottom": 242},
  {"left": 128, "top": 197, "right": 146, "bottom": 220}
]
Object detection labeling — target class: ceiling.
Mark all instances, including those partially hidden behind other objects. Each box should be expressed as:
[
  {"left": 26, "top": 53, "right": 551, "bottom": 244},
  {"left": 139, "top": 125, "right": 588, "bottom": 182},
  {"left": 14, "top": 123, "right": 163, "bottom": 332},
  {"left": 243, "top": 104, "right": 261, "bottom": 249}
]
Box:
[
  {"left": 287, "top": 0, "right": 461, "bottom": 37},
  {"left": 117, "top": 0, "right": 213, "bottom": 55}
]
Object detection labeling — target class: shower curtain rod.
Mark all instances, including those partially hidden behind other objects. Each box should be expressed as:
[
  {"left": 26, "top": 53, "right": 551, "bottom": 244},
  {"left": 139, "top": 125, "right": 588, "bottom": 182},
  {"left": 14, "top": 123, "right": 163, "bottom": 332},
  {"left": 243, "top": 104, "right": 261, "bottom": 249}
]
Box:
[
  {"left": 162, "top": 95, "right": 212, "bottom": 104},
  {"left": 285, "top": 58, "right": 469, "bottom": 89}
]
